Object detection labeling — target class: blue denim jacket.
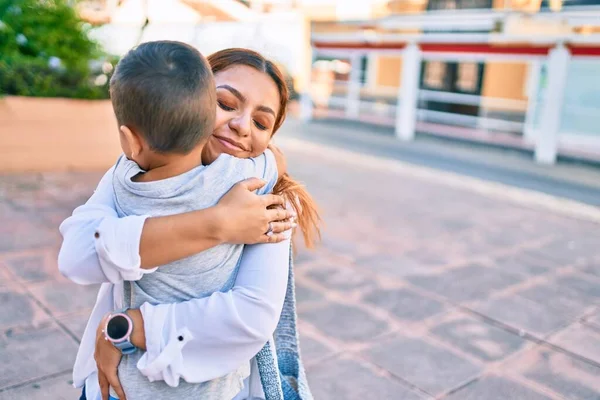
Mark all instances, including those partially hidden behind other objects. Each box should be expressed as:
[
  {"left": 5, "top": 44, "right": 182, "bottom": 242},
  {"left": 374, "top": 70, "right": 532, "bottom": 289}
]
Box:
[{"left": 255, "top": 246, "right": 313, "bottom": 400}]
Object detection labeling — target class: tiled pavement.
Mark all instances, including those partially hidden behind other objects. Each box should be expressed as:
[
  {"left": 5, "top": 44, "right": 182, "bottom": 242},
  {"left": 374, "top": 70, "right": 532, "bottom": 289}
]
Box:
[{"left": 1, "top": 140, "right": 600, "bottom": 399}]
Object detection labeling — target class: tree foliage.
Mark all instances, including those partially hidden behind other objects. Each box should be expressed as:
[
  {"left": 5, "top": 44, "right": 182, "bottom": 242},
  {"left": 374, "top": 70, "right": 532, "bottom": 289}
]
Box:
[{"left": 0, "top": 0, "right": 116, "bottom": 99}]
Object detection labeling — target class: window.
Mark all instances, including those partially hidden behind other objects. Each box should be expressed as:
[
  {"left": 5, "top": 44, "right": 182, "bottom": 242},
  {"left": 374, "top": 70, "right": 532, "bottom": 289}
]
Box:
[
  {"left": 455, "top": 63, "right": 480, "bottom": 93},
  {"left": 427, "top": 0, "right": 493, "bottom": 10},
  {"left": 541, "top": 0, "right": 600, "bottom": 7},
  {"left": 423, "top": 61, "right": 448, "bottom": 90}
]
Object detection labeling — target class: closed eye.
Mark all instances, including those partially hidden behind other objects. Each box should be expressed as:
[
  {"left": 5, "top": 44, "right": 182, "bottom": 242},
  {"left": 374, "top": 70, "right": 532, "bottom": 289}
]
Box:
[
  {"left": 218, "top": 101, "right": 234, "bottom": 112},
  {"left": 254, "top": 120, "right": 267, "bottom": 130}
]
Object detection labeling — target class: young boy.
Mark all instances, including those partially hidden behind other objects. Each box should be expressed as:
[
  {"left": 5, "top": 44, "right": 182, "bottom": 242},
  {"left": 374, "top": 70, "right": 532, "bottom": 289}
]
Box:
[{"left": 104, "top": 41, "right": 281, "bottom": 399}]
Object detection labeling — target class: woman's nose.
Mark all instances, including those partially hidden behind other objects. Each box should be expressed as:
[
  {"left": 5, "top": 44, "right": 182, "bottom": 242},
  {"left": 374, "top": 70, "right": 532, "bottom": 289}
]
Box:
[{"left": 229, "top": 114, "right": 251, "bottom": 137}]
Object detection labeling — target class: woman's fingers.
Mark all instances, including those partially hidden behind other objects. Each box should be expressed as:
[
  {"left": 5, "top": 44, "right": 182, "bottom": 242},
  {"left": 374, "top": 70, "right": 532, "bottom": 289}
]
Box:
[
  {"left": 259, "top": 233, "right": 287, "bottom": 244},
  {"left": 261, "top": 194, "right": 285, "bottom": 208},
  {"left": 237, "top": 177, "right": 267, "bottom": 192},
  {"left": 266, "top": 207, "right": 295, "bottom": 223},
  {"left": 105, "top": 370, "right": 127, "bottom": 400},
  {"left": 98, "top": 371, "right": 110, "bottom": 400},
  {"left": 270, "top": 221, "right": 295, "bottom": 234}
]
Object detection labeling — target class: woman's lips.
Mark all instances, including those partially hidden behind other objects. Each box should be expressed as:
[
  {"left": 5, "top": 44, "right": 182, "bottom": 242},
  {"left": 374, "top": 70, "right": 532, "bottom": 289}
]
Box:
[{"left": 215, "top": 136, "right": 244, "bottom": 152}]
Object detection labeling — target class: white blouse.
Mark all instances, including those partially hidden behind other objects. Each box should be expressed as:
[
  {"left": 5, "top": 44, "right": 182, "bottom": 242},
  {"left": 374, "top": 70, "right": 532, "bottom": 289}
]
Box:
[{"left": 58, "top": 168, "right": 290, "bottom": 400}]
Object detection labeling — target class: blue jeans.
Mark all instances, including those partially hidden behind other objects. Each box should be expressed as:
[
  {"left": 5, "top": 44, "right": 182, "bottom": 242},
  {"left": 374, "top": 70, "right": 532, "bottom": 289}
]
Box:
[{"left": 79, "top": 386, "right": 119, "bottom": 400}]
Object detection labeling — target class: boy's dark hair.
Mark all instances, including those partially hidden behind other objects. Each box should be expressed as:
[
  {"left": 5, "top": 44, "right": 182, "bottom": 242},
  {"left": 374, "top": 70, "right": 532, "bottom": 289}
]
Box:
[{"left": 110, "top": 41, "right": 216, "bottom": 154}]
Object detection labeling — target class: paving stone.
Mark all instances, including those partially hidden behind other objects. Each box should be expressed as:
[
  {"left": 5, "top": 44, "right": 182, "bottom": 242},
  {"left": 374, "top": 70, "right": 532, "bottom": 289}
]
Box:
[
  {"left": 0, "top": 320, "right": 78, "bottom": 389},
  {"left": 443, "top": 375, "right": 552, "bottom": 400},
  {"left": 491, "top": 251, "right": 553, "bottom": 276},
  {"left": 320, "top": 236, "right": 362, "bottom": 257},
  {"left": 536, "top": 239, "right": 598, "bottom": 265},
  {"left": 3, "top": 252, "right": 55, "bottom": 283},
  {"left": 354, "top": 254, "right": 428, "bottom": 278},
  {"left": 475, "top": 230, "right": 529, "bottom": 248},
  {"left": 399, "top": 249, "right": 451, "bottom": 268},
  {"left": 517, "top": 281, "right": 592, "bottom": 316},
  {"left": 587, "top": 312, "right": 600, "bottom": 329},
  {"left": 4, "top": 191, "right": 60, "bottom": 212},
  {"left": 453, "top": 231, "right": 512, "bottom": 255},
  {"left": 363, "top": 288, "right": 446, "bottom": 322},
  {"left": 0, "top": 215, "right": 58, "bottom": 252},
  {"left": 37, "top": 208, "right": 72, "bottom": 229},
  {"left": 0, "top": 372, "right": 80, "bottom": 400},
  {"left": 437, "top": 217, "right": 474, "bottom": 233},
  {"left": 0, "top": 287, "right": 49, "bottom": 329},
  {"left": 298, "top": 334, "right": 335, "bottom": 364},
  {"left": 294, "top": 249, "right": 319, "bottom": 264},
  {"left": 56, "top": 310, "right": 90, "bottom": 341},
  {"left": 554, "top": 275, "right": 600, "bottom": 303},
  {"left": 28, "top": 281, "right": 99, "bottom": 318},
  {"left": 362, "top": 334, "right": 481, "bottom": 396},
  {"left": 471, "top": 295, "right": 573, "bottom": 337},
  {"left": 581, "top": 262, "right": 600, "bottom": 278},
  {"left": 308, "top": 356, "right": 426, "bottom": 400},
  {"left": 430, "top": 315, "right": 527, "bottom": 362},
  {"left": 549, "top": 323, "right": 600, "bottom": 365},
  {"left": 406, "top": 265, "right": 523, "bottom": 303},
  {"left": 299, "top": 302, "right": 388, "bottom": 342},
  {"left": 304, "top": 263, "right": 375, "bottom": 292},
  {"left": 509, "top": 347, "right": 600, "bottom": 400},
  {"left": 526, "top": 248, "right": 581, "bottom": 267},
  {"left": 0, "top": 266, "right": 12, "bottom": 289},
  {"left": 294, "top": 282, "right": 324, "bottom": 304}
]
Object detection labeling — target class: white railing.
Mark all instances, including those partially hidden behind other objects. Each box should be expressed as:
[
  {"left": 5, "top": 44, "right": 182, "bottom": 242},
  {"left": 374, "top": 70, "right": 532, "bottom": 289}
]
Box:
[
  {"left": 317, "top": 87, "right": 527, "bottom": 132},
  {"left": 306, "top": 78, "right": 600, "bottom": 157},
  {"left": 416, "top": 109, "right": 525, "bottom": 133},
  {"left": 419, "top": 90, "right": 528, "bottom": 111},
  {"left": 327, "top": 95, "right": 396, "bottom": 112}
]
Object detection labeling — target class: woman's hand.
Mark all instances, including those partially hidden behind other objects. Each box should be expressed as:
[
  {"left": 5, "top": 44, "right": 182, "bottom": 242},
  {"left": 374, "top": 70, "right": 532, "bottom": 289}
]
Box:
[
  {"left": 138, "top": 178, "right": 295, "bottom": 269},
  {"left": 95, "top": 314, "right": 127, "bottom": 400},
  {"left": 216, "top": 178, "right": 296, "bottom": 244}
]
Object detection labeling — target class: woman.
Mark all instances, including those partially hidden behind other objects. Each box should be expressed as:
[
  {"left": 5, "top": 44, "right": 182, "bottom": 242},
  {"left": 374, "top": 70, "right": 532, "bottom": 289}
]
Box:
[{"left": 59, "top": 48, "right": 319, "bottom": 400}]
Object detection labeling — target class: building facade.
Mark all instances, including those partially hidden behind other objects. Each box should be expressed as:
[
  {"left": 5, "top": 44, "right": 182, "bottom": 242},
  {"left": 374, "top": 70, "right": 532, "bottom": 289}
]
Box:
[
  {"left": 307, "top": 0, "right": 600, "bottom": 164},
  {"left": 75, "top": 0, "right": 600, "bottom": 163}
]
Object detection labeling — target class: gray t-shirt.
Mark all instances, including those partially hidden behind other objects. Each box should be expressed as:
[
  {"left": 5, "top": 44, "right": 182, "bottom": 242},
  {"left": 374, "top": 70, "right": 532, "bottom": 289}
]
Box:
[{"left": 110, "top": 151, "right": 277, "bottom": 400}]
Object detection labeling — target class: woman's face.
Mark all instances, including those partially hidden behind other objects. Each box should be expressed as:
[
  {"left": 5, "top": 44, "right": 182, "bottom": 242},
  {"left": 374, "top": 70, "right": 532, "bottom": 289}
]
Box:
[{"left": 203, "top": 65, "right": 281, "bottom": 165}]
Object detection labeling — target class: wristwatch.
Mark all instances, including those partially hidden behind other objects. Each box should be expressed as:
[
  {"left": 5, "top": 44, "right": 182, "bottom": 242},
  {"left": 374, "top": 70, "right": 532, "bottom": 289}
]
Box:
[{"left": 104, "top": 308, "right": 137, "bottom": 355}]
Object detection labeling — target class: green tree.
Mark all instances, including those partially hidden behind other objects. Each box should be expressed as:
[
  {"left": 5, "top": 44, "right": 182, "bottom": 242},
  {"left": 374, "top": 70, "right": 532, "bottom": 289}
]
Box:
[{"left": 0, "top": 0, "right": 115, "bottom": 99}]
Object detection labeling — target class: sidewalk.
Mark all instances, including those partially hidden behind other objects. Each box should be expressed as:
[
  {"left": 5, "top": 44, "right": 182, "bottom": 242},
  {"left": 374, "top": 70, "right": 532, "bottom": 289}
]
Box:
[
  {"left": 284, "top": 117, "right": 600, "bottom": 206},
  {"left": 1, "top": 133, "right": 600, "bottom": 399}
]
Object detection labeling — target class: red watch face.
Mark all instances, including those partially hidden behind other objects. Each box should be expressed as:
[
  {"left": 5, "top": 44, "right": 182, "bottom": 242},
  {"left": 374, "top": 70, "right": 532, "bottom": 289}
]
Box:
[{"left": 106, "top": 313, "right": 132, "bottom": 342}]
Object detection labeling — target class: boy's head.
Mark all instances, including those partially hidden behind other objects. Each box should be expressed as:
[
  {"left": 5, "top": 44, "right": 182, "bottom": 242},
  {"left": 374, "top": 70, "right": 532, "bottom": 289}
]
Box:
[{"left": 110, "top": 41, "right": 216, "bottom": 160}]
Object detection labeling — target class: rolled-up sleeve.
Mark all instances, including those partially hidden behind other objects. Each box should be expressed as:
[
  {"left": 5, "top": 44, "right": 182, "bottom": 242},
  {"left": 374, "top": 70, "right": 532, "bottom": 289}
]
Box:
[
  {"left": 93, "top": 213, "right": 153, "bottom": 282},
  {"left": 137, "top": 233, "right": 291, "bottom": 386},
  {"left": 58, "top": 166, "right": 155, "bottom": 285}
]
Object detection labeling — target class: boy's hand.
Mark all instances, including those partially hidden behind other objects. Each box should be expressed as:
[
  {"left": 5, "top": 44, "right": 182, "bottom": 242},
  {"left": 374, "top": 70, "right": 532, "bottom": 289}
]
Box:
[{"left": 268, "top": 144, "right": 287, "bottom": 178}]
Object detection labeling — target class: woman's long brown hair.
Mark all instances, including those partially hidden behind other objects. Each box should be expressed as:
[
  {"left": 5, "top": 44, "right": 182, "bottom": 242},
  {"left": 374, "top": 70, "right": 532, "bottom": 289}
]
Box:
[{"left": 208, "top": 48, "right": 321, "bottom": 248}]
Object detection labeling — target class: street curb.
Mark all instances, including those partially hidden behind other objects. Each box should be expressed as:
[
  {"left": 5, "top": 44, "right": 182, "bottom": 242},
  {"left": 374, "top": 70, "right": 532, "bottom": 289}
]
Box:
[{"left": 416, "top": 130, "right": 600, "bottom": 170}]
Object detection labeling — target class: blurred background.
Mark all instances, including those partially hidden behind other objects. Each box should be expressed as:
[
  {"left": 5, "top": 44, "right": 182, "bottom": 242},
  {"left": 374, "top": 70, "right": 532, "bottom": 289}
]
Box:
[{"left": 2, "top": 1, "right": 600, "bottom": 399}]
